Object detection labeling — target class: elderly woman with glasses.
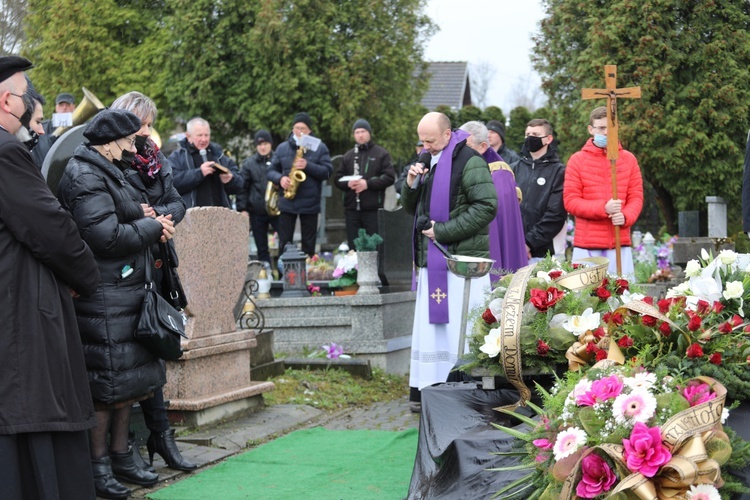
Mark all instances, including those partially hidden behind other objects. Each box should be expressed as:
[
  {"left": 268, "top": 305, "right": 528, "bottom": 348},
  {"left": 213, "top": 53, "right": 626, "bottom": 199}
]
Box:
[{"left": 57, "top": 109, "right": 176, "bottom": 500}]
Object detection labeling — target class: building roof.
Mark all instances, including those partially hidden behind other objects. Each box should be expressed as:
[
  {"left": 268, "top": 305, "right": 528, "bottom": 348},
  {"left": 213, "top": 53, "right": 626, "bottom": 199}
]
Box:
[{"left": 420, "top": 61, "right": 472, "bottom": 110}]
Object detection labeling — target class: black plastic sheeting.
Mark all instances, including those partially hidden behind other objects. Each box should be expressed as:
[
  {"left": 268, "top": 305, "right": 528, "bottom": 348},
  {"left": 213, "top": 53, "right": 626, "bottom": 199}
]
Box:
[{"left": 408, "top": 382, "right": 750, "bottom": 500}]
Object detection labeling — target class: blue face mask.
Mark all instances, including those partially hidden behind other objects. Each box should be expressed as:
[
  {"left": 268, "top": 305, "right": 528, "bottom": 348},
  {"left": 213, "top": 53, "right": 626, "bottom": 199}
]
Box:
[{"left": 593, "top": 134, "right": 607, "bottom": 148}]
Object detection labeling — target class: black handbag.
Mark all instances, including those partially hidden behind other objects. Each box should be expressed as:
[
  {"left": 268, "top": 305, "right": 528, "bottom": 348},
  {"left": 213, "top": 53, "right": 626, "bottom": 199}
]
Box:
[
  {"left": 160, "top": 241, "right": 188, "bottom": 310},
  {"left": 134, "top": 250, "right": 187, "bottom": 361}
]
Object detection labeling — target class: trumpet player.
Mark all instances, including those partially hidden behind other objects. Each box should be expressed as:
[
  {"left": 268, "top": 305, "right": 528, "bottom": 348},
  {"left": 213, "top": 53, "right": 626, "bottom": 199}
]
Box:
[
  {"left": 267, "top": 112, "right": 332, "bottom": 257},
  {"left": 334, "top": 119, "right": 395, "bottom": 250}
]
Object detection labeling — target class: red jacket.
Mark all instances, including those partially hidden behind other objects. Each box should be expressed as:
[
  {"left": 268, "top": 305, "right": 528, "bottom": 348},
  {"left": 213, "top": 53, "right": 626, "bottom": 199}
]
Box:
[{"left": 564, "top": 139, "right": 643, "bottom": 249}]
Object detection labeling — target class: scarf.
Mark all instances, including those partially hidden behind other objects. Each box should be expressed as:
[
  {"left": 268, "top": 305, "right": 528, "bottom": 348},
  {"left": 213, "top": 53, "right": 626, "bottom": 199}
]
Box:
[{"left": 133, "top": 137, "right": 163, "bottom": 184}]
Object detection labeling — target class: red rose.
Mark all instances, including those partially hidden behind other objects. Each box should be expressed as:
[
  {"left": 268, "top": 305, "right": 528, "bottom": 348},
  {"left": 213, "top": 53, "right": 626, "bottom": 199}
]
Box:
[
  {"left": 482, "top": 308, "right": 497, "bottom": 325},
  {"left": 713, "top": 302, "right": 726, "bottom": 314},
  {"left": 593, "top": 327, "right": 606, "bottom": 340},
  {"left": 548, "top": 270, "right": 563, "bottom": 279},
  {"left": 659, "top": 321, "right": 672, "bottom": 336},
  {"left": 745, "top": 325, "right": 750, "bottom": 333},
  {"left": 617, "top": 335, "right": 634, "bottom": 348},
  {"left": 686, "top": 343, "right": 704, "bottom": 358},
  {"left": 537, "top": 340, "right": 550, "bottom": 356},
  {"left": 732, "top": 314, "right": 744, "bottom": 327},
  {"left": 657, "top": 299, "right": 672, "bottom": 314},
  {"left": 615, "top": 279, "right": 629, "bottom": 294},
  {"left": 546, "top": 287, "right": 565, "bottom": 307},
  {"left": 642, "top": 296, "right": 654, "bottom": 305},
  {"left": 709, "top": 353, "right": 722, "bottom": 365},
  {"left": 585, "top": 342, "right": 597, "bottom": 354},
  {"left": 642, "top": 315, "right": 657, "bottom": 327},
  {"left": 718, "top": 322, "right": 733, "bottom": 334},
  {"left": 602, "top": 311, "right": 624, "bottom": 326},
  {"left": 696, "top": 300, "right": 710, "bottom": 315},
  {"left": 595, "top": 287, "right": 611, "bottom": 301},
  {"left": 572, "top": 263, "right": 582, "bottom": 269},
  {"left": 595, "top": 349, "right": 608, "bottom": 361},
  {"left": 600, "top": 278, "right": 609, "bottom": 287},
  {"left": 688, "top": 315, "right": 702, "bottom": 332},
  {"left": 529, "top": 289, "right": 549, "bottom": 311}
]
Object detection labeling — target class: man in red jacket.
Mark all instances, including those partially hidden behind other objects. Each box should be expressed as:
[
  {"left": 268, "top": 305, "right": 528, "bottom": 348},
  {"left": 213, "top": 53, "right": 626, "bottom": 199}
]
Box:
[{"left": 564, "top": 106, "right": 643, "bottom": 277}]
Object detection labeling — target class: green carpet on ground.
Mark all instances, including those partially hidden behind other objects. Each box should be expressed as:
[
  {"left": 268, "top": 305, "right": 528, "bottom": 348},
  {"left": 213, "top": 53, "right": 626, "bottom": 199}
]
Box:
[{"left": 148, "top": 427, "right": 418, "bottom": 500}]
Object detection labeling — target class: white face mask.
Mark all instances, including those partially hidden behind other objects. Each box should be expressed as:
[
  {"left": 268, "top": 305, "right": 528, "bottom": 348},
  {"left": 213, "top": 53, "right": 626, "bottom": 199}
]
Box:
[{"left": 593, "top": 134, "right": 607, "bottom": 148}]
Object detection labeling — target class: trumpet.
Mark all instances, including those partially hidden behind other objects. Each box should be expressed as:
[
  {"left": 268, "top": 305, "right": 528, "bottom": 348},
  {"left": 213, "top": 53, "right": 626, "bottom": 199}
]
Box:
[
  {"left": 265, "top": 180, "right": 281, "bottom": 216},
  {"left": 283, "top": 146, "right": 307, "bottom": 200}
]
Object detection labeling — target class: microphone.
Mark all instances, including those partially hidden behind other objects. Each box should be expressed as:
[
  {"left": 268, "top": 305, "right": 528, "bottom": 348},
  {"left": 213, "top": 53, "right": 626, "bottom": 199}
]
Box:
[
  {"left": 414, "top": 152, "right": 433, "bottom": 188},
  {"left": 199, "top": 148, "right": 209, "bottom": 164}
]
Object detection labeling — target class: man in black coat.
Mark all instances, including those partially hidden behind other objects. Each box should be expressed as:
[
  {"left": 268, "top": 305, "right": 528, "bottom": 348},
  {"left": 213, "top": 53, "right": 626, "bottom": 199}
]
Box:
[
  {"left": 0, "top": 56, "right": 101, "bottom": 499},
  {"left": 237, "top": 129, "right": 280, "bottom": 267},
  {"left": 334, "top": 119, "right": 395, "bottom": 249}
]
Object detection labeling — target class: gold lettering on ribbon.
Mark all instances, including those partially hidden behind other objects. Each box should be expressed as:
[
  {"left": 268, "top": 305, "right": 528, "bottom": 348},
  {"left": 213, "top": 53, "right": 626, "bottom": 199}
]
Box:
[
  {"left": 554, "top": 257, "right": 609, "bottom": 291},
  {"left": 495, "top": 263, "right": 536, "bottom": 411},
  {"left": 430, "top": 287, "right": 447, "bottom": 304}
]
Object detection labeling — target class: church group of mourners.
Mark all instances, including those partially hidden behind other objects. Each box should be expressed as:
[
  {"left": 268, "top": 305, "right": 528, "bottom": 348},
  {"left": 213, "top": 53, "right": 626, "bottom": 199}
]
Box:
[{"left": 0, "top": 53, "right": 643, "bottom": 498}]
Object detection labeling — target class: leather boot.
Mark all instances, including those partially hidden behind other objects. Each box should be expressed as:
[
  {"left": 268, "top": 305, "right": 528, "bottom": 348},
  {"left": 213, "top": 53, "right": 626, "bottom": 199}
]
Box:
[
  {"left": 91, "top": 457, "right": 131, "bottom": 499},
  {"left": 110, "top": 449, "right": 159, "bottom": 486},
  {"left": 147, "top": 429, "right": 198, "bottom": 471},
  {"left": 129, "top": 431, "right": 155, "bottom": 473}
]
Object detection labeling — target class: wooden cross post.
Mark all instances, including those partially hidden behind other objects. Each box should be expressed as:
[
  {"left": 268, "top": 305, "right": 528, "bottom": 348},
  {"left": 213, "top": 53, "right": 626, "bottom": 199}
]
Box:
[{"left": 581, "top": 65, "right": 641, "bottom": 276}]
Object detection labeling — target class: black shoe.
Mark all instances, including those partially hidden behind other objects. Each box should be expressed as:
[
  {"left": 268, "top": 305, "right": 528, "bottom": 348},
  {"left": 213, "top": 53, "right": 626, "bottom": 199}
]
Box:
[
  {"left": 128, "top": 431, "right": 156, "bottom": 473},
  {"left": 110, "top": 449, "right": 159, "bottom": 486},
  {"left": 147, "top": 429, "right": 198, "bottom": 471},
  {"left": 410, "top": 402, "right": 422, "bottom": 414},
  {"left": 91, "top": 457, "right": 131, "bottom": 499}
]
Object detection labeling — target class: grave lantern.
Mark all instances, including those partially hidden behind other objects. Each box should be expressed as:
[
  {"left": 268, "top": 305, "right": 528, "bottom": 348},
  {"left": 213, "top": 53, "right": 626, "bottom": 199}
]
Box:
[{"left": 280, "top": 243, "right": 309, "bottom": 298}]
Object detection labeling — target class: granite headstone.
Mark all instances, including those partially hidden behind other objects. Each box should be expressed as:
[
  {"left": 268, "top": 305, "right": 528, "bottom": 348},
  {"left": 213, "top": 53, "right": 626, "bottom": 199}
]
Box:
[{"left": 378, "top": 206, "right": 414, "bottom": 289}]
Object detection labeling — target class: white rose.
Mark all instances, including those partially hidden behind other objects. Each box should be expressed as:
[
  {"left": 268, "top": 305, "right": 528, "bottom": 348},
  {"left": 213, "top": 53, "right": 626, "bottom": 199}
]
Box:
[
  {"left": 701, "top": 248, "right": 710, "bottom": 261},
  {"left": 562, "top": 307, "right": 601, "bottom": 335},
  {"left": 719, "top": 249, "right": 737, "bottom": 265},
  {"left": 723, "top": 281, "right": 744, "bottom": 300},
  {"left": 685, "top": 259, "right": 701, "bottom": 278},
  {"left": 479, "top": 328, "right": 502, "bottom": 358}
]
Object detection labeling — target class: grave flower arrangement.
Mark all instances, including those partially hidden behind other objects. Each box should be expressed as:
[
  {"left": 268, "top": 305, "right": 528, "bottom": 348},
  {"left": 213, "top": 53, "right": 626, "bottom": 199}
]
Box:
[
  {"left": 328, "top": 250, "right": 358, "bottom": 288},
  {"left": 306, "top": 253, "right": 335, "bottom": 281},
  {"left": 492, "top": 362, "right": 750, "bottom": 499}
]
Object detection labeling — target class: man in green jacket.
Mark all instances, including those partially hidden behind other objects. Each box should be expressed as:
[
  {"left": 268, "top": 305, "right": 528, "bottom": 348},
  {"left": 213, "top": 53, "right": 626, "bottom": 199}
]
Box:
[{"left": 401, "top": 112, "right": 497, "bottom": 412}]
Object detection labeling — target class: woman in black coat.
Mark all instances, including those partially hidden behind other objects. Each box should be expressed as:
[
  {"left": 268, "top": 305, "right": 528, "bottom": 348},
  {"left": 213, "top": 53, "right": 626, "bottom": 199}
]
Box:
[
  {"left": 111, "top": 91, "right": 197, "bottom": 472},
  {"left": 57, "top": 109, "right": 176, "bottom": 500}
]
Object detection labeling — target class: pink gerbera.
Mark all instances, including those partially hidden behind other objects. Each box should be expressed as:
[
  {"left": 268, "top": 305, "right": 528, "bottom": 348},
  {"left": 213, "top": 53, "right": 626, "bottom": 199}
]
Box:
[
  {"left": 612, "top": 389, "right": 657, "bottom": 425},
  {"left": 553, "top": 427, "right": 587, "bottom": 461}
]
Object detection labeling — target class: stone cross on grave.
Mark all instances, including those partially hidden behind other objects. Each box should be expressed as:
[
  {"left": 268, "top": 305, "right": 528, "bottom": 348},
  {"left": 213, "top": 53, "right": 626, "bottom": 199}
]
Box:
[{"left": 582, "top": 64, "right": 641, "bottom": 276}]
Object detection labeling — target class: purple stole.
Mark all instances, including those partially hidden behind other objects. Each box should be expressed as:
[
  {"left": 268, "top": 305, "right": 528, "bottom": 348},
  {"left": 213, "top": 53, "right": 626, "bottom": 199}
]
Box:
[{"left": 422, "top": 129, "right": 470, "bottom": 324}]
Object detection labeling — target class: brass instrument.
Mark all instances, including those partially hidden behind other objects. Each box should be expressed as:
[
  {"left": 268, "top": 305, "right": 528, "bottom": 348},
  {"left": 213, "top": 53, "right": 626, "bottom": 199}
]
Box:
[
  {"left": 283, "top": 146, "right": 307, "bottom": 200},
  {"left": 265, "top": 180, "right": 281, "bottom": 216},
  {"left": 52, "top": 87, "right": 105, "bottom": 137}
]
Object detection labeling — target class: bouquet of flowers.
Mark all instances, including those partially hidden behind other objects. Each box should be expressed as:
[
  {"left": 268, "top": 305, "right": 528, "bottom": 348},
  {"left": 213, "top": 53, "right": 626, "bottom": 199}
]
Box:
[
  {"left": 306, "top": 253, "right": 335, "bottom": 281},
  {"left": 493, "top": 363, "right": 750, "bottom": 499},
  {"left": 329, "top": 250, "right": 358, "bottom": 288}
]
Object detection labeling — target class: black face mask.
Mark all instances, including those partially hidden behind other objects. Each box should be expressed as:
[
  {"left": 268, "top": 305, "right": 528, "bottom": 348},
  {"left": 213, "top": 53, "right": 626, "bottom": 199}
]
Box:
[
  {"left": 113, "top": 149, "right": 136, "bottom": 170},
  {"left": 134, "top": 135, "right": 149, "bottom": 153},
  {"left": 524, "top": 135, "right": 546, "bottom": 153}
]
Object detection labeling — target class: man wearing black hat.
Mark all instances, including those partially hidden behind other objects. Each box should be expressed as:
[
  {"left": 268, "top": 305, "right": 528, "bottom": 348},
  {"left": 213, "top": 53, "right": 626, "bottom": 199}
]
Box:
[
  {"left": 267, "top": 112, "right": 333, "bottom": 256},
  {"left": 237, "top": 130, "right": 280, "bottom": 267},
  {"left": 0, "top": 56, "right": 100, "bottom": 498},
  {"left": 334, "top": 118, "right": 396, "bottom": 249},
  {"left": 486, "top": 119, "right": 520, "bottom": 165}
]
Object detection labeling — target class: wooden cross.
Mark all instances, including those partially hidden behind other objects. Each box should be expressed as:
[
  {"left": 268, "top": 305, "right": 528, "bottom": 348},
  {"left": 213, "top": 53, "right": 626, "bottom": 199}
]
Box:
[
  {"left": 581, "top": 64, "right": 641, "bottom": 275},
  {"left": 430, "top": 288, "right": 447, "bottom": 304}
]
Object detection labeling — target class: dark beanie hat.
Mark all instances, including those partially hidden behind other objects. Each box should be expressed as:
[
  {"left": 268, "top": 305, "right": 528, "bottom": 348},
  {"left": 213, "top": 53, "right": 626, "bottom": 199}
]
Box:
[
  {"left": 83, "top": 109, "right": 141, "bottom": 145},
  {"left": 486, "top": 120, "right": 506, "bottom": 142},
  {"left": 0, "top": 55, "right": 33, "bottom": 84},
  {"left": 292, "top": 112, "right": 312, "bottom": 130},
  {"left": 254, "top": 129, "right": 272, "bottom": 145},
  {"left": 352, "top": 118, "right": 372, "bottom": 134}
]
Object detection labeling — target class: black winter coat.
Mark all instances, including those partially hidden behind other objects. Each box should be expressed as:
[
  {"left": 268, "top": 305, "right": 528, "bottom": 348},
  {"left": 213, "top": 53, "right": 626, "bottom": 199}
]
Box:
[
  {"left": 334, "top": 141, "right": 396, "bottom": 211},
  {"left": 0, "top": 130, "right": 100, "bottom": 434},
  {"left": 58, "top": 144, "right": 167, "bottom": 405},
  {"left": 236, "top": 151, "right": 276, "bottom": 215},
  {"left": 267, "top": 135, "right": 333, "bottom": 215},
  {"left": 169, "top": 139, "right": 244, "bottom": 209}
]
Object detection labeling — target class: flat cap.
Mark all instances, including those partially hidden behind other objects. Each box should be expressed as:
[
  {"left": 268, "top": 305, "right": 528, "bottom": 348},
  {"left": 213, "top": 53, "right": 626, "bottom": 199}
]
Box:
[
  {"left": 83, "top": 109, "right": 141, "bottom": 145},
  {"left": 0, "top": 56, "right": 33, "bottom": 84},
  {"left": 55, "top": 92, "right": 75, "bottom": 105}
]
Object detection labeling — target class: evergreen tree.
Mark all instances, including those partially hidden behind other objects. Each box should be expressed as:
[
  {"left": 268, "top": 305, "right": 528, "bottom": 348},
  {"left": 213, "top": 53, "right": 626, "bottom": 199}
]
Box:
[
  {"left": 457, "top": 104, "right": 482, "bottom": 125},
  {"left": 482, "top": 106, "right": 506, "bottom": 126},
  {"left": 507, "top": 106, "right": 532, "bottom": 152}
]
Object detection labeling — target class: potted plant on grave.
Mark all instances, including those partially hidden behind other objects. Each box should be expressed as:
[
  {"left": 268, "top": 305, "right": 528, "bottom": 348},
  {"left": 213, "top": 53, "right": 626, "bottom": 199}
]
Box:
[
  {"left": 329, "top": 251, "right": 359, "bottom": 295},
  {"left": 353, "top": 229, "right": 383, "bottom": 295}
]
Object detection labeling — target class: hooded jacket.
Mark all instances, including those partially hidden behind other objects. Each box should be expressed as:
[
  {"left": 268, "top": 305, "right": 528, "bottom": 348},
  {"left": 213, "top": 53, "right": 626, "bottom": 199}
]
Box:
[
  {"left": 511, "top": 148, "right": 567, "bottom": 258},
  {"left": 57, "top": 144, "right": 167, "bottom": 405},
  {"left": 564, "top": 139, "right": 643, "bottom": 249}
]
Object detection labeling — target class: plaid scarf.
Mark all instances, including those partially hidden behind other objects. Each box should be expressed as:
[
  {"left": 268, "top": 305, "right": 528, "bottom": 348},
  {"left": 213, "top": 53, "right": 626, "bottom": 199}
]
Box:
[{"left": 133, "top": 137, "right": 163, "bottom": 184}]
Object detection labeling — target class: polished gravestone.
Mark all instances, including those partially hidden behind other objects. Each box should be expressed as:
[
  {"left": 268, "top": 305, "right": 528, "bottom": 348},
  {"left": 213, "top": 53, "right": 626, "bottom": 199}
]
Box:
[{"left": 378, "top": 206, "right": 414, "bottom": 289}]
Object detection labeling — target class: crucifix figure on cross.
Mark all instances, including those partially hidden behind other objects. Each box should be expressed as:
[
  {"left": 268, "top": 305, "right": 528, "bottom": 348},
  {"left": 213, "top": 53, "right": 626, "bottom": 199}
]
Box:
[{"left": 580, "top": 65, "right": 641, "bottom": 276}]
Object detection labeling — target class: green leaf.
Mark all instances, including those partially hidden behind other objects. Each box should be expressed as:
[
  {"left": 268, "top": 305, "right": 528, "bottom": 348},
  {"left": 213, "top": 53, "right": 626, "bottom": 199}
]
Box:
[{"left": 491, "top": 423, "right": 533, "bottom": 441}]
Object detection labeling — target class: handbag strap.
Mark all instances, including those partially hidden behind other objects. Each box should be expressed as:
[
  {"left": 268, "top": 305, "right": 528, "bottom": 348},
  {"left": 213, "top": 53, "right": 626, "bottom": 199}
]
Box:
[
  {"left": 159, "top": 241, "right": 184, "bottom": 310},
  {"left": 143, "top": 246, "right": 154, "bottom": 288}
]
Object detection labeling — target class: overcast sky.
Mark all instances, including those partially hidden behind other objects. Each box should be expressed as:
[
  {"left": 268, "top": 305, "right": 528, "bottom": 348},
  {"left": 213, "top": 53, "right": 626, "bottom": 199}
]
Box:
[{"left": 423, "top": 0, "right": 546, "bottom": 113}]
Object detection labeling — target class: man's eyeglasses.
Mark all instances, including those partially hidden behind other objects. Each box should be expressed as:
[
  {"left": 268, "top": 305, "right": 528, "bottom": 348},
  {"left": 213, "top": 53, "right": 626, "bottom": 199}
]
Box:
[{"left": 8, "top": 91, "right": 27, "bottom": 101}]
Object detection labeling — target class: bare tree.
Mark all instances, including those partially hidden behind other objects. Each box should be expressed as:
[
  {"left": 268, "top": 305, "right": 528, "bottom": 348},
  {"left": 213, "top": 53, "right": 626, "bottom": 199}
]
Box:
[
  {"left": 509, "top": 72, "right": 545, "bottom": 112},
  {"left": 0, "top": 0, "right": 27, "bottom": 55},
  {"left": 469, "top": 61, "right": 496, "bottom": 109}
]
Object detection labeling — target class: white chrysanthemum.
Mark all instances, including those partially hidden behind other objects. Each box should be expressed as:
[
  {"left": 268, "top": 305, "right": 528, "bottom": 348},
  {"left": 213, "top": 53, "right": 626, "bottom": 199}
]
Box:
[
  {"left": 612, "top": 388, "right": 657, "bottom": 425},
  {"left": 479, "top": 328, "right": 502, "bottom": 358},
  {"left": 687, "top": 484, "right": 721, "bottom": 500},
  {"left": 562, "top": 308, "right": 600, "bottom": 335},
  {"left": 624, "top": 372, "right": 656, "bottom": 391},
  {"left": 719, "top": 249, "right": 738, "bottom": 266},
  {"left": 685, "top": 259, "right": 702, "bottom": 278},
  {"left": 553, "top": 427, "right": 587, "bottom": 461},
  {"left": 721, "top": 407, "right": 730, "bottom": 425},
  {"left": 723, "top": 281, "right": 744, "bottom": 300}
]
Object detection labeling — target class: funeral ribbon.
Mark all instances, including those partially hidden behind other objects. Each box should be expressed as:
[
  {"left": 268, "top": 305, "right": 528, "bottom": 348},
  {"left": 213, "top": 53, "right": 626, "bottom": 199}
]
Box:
[{"left": 559, "top": 377, "right": 729, "bottom": 500}]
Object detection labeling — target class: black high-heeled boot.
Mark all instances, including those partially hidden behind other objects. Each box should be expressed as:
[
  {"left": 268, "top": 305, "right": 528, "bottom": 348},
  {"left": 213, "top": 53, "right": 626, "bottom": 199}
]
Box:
[
  {"left": 128, "top": 431, "right": 156, "bottom": 473},
  {"left": 91, "top": 457, "right": 131, "bottom": 499},
  {"left": 110, "top": 449, "right": 159, "bottom": 486},
  {"left": 147, "top": 429, "right": 198, "bottom": 471}
]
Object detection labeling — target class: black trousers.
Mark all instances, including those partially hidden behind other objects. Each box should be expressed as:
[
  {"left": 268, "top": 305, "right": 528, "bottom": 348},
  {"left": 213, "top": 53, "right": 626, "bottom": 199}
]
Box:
[
  {"left": 278, "top": 212, "right": 318, "bottom": 257},
  {"left": 139, "top": 387, "right": 170, "bottom": 433},
  {"left": 250, "top": 213, "right": 280, "bottom": 265},
  {"left": 344, "top": 209, "right": 379, "bottom": 250}
]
